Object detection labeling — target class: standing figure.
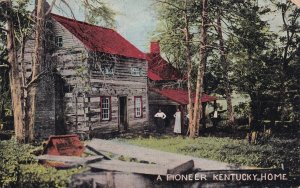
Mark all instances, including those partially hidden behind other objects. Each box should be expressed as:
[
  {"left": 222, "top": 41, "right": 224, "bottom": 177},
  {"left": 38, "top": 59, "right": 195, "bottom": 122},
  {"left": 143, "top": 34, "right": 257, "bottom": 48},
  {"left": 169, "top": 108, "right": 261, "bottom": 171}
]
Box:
[
  {"left": 173, "top": 108, "right": 182, "bottom": 134},
  {"left": 209, "top": 110, "right": 221, "bottom": 128},
  {"left": 154, "top": 109, "right": 166, "bottom": 133},
  {"left": 183, "top": 112, "right": 189, "bottom": 135}
]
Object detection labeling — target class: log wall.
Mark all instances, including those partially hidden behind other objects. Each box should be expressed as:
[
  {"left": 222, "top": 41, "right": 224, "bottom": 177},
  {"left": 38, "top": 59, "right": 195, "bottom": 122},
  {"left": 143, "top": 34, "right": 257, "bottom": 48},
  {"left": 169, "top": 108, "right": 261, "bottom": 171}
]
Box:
[{"left": 86, "top": 52, "right": 148, "bottom": 133}]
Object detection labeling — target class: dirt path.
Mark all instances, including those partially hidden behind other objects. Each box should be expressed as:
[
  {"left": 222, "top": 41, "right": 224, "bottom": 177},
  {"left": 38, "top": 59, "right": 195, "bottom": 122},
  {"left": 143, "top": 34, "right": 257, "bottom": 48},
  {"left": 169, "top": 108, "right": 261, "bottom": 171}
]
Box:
[{"left": 87, "top": 139, "right": 247, "bottom": 170}]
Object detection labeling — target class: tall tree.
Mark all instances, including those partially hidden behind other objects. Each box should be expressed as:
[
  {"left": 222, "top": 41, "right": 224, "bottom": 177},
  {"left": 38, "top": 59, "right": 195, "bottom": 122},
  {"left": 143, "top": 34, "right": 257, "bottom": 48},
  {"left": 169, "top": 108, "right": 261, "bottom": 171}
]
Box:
[
  {"left": 2, "top": 0, "right": 26, "bottom": 142},
  {"left": 215, "top": 3, "right": 234, "bottom": 127},
  {"left": 231, "top": 0, "right": 299, "bottom": 136},
  {"left": 154, "top": 0, "right": 203, "bottom": 136},
  {"left": 273, "top": 1, "right": 300, "bottom": 123},
  {"left": 190, "top": 0, "right": 208, "bottom": 137},
  {"left": 183, "top": 0, "right": 194, "bottom": 137},
  {"left": 25, "top": 0, "right": 45, "bottom": 142}
]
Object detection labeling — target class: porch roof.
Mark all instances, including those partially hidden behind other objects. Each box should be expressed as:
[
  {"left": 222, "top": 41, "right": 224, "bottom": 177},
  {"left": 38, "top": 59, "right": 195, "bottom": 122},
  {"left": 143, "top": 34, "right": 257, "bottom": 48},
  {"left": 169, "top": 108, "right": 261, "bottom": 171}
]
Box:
[{"left": 151, "top": 89, "right": 217, "bottom": 105}]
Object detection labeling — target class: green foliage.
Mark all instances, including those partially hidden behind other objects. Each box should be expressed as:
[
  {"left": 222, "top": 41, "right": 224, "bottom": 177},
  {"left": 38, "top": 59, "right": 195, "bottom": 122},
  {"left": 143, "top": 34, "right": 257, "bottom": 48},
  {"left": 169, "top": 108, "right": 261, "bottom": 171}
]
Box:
[
  {"left": 0, "top": 68, "right": 11, "bottom": 121},
  {"left": 154, "top": 0, "right": 299, "bottom": 125},
  {"left": 125, "top": 136, "right": 300, "bottom": 175},
  {"left": 0, "top": 140, "right": 83, "bottom": 188},
  {"left": 229, "top": 1, "right": 300, "bottom": 123},
  {"left": 154, "top": 0, "right": 200, "bottom": 85},
  {"left": 83, "top": 0, "right": 115, "bottom": 27},
  {"left": 234, "top": 102, "right": 250, "bottom": 119}
]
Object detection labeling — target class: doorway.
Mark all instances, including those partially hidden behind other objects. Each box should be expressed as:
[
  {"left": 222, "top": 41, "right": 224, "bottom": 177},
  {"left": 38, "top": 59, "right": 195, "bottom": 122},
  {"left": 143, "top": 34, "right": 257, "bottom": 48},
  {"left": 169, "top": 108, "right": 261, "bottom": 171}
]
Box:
[{"left": 119, "top": 96, "right": 128, "bottom": 131}]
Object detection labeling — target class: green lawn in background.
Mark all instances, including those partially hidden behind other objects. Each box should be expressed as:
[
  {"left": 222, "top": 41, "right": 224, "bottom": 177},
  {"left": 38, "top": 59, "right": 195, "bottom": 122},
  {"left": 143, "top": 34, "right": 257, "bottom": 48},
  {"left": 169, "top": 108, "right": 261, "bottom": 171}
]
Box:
[{"left": 123, "top": 136, "right": 300, "bottom": 176}]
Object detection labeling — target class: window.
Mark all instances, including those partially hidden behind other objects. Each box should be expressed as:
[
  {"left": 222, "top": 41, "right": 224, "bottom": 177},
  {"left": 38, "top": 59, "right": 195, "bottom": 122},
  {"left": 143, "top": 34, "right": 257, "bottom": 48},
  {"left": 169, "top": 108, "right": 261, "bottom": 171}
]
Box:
[
  {"left": 55, "top": 36, "right": 63, "bottom": 47},
  {"left": 131, "top": 67, "right": 141, "bottom": 76},
  {"left": 48, "top": 34, "right": 54, "bottom": 42},
  {"left": 101, "top": 97, "right": 111, "bottom": 121},
  {"left": 134, "top": 96, "right": 143, "bottom": 118},
  {"left": 101, "top": 65, "right": 114, "bottom": 75}
]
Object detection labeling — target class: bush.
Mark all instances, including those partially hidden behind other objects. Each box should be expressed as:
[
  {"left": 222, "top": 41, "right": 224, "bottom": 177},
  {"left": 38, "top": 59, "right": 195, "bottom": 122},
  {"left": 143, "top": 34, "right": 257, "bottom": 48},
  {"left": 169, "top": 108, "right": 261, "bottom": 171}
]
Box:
[{"left": 0, "top": 139, "right": 83, "bottom": 188}]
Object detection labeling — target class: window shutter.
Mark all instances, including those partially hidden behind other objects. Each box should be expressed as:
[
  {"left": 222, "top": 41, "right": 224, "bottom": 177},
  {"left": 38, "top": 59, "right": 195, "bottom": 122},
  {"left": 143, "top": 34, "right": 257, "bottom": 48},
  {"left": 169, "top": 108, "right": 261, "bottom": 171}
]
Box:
[
  {"left": 141, "top": 97, "right": 143, "bottom": 118},
  {"left": 100, "top": 96, "right": 102, "bottom": 121},
  {"left": 134, "top": 96, "right": 136, "bottom": 118},
  {"left": 109, "top": 96, "right": 112, "bottom": 121}
]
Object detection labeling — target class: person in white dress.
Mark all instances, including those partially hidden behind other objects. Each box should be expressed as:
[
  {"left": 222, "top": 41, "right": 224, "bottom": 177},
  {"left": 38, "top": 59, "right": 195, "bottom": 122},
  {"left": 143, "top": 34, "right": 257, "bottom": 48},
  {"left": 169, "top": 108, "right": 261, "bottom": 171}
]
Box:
[
  {"left": 154, "top": 109, "right": 166, "bottom": 133},
  {"left": 173, "top": 108, "right": 182, "bottom": 134}
]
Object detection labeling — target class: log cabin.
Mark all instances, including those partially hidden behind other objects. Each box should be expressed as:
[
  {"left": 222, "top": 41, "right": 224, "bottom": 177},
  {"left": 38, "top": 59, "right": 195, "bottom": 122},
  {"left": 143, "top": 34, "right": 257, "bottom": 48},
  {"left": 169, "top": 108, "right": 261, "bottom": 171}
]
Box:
[{"left": 22, "top": 14, "right": 148, "bottom": 139}]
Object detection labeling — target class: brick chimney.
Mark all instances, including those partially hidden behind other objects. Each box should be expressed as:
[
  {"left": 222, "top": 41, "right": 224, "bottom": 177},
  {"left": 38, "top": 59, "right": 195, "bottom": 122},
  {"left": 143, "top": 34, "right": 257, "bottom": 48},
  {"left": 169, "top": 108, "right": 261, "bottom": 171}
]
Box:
[{"left": 150, "top": 41, "right": 160, "bottom": 54}]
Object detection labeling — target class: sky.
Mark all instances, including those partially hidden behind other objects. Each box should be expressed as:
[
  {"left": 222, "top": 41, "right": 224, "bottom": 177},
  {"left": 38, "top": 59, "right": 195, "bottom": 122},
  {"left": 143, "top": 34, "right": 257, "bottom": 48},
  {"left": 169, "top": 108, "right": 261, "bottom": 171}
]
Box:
[
  {"left": 27, "top": 0, "right": 295, "bottom": 53},
  {"left": 49, "top": 0, "right": 157, "bottom": 52}
]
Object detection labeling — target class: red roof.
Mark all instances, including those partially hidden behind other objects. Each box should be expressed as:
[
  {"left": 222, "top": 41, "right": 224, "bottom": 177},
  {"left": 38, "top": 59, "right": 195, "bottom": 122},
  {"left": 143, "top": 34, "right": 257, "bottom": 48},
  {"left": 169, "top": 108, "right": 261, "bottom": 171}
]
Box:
[
  {"left": 151, "top": 89, "right": 217, "bottom": 105},
  {"left": 146, "top": 53, "right": 183, "bottom": 80},
  {"left": 51, "top": 14, "right": 145, "bottom": 60},
  {"left": 148, "top": 70, "right": 163, "bottom": 81}
]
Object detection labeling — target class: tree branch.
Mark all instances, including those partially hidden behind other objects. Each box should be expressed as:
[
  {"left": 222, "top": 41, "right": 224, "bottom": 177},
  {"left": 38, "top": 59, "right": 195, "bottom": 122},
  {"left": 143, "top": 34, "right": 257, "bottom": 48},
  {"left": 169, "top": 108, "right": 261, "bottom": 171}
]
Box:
[
  {"left": 0, "top": 64, "right": 9, "bottom": 68},
  {"left": 25, "top": 70, "right": 46, "bottom": 89},
  {"left": 0, "top": 27, "right": 8, "bottom": 33},
  {"left": 45, "top": 0, "right": 57, "bottom": 16},
  {"left": 155, "top": 0, "right": 185, "bottom": 12},
  {"left": 60, "top": 0, "right": 76, "bottom": 19}
]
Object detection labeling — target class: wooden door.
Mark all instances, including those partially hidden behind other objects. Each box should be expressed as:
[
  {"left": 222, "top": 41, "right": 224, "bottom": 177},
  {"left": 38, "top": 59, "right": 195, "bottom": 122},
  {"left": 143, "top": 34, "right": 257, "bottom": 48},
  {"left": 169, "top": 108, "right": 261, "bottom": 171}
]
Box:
[{"left": 119, "top": 96, "right": 128, "bottom": 131}]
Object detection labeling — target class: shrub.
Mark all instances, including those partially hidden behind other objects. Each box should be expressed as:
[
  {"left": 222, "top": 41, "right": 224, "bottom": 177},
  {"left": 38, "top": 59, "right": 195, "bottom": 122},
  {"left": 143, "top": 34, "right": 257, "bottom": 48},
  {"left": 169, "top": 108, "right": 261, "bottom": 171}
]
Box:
[{"left": 0, "top": 139, "right": 83, "bottom": 188}]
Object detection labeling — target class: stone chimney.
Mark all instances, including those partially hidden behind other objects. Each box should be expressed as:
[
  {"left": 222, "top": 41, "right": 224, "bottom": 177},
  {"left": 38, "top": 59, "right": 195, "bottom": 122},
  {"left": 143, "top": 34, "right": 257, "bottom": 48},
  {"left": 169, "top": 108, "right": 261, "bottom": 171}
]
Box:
[{"left": 150, "top": 41, "right": 160, "bottom": 54}]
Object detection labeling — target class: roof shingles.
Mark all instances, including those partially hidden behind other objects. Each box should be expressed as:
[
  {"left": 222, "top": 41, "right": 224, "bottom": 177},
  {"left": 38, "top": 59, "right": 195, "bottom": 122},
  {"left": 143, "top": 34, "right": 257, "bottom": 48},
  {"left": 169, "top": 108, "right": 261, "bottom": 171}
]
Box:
[{"left": 51, "top": 14, "right": 146, "bottom": 60}]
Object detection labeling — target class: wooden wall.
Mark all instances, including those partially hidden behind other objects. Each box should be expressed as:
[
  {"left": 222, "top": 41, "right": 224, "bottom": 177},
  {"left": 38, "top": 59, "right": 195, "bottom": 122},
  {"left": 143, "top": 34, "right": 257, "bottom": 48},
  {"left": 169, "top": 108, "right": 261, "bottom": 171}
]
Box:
[
  {"left": 51, "top": 19, "right": 88, "bottom": 133},
  {"left": 87, "top": 52, "right": 148, "bottom": 133}
]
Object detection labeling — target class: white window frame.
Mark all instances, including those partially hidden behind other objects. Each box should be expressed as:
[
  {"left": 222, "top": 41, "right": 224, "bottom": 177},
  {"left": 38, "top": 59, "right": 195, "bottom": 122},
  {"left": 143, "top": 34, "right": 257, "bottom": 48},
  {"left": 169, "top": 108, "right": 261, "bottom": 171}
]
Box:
[
  {"left": 131, "top": 67, "right": 141, "bottom": 76},
  {"left": 134, "top": 96, "right": 142, "bottom": 118},
  {"left": 101, "top": 65, "right": 114, "bottom": 75},
  {"left": 101, "top": 97, "right": 110, "bottom": 121},
  {"left": 55, "top": 36, "right": 63, "bottom": 47}
]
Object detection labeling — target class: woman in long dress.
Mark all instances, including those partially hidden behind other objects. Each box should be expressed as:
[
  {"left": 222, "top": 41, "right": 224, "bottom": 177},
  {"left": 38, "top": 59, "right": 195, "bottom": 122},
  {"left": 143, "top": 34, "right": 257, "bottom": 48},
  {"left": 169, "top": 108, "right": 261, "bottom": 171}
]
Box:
[{"left": 173, "top": 108, "right": 181, "bottom": 134}]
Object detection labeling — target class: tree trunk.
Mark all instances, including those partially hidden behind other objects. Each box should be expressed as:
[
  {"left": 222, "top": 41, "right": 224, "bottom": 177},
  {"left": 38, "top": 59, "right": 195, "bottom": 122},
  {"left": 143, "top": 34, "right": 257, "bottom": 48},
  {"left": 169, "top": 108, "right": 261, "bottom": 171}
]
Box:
[
  {"left": 216, "top": 13, "right": 235, "bottom": 127},
  {"left": 190, "top": 0, "right": 208, "bottom": 138},
  {"left": 248, "top": 93, "right": 260, "bottom": 144},
  {"left": 183, "top": 0, "right": 194, "bottom": 136},
  {"left": 20, "top": 36, "right": 26, "bottom": 87},
  {"left": 201, "top": 102, "right": 207, "bottom": 131},
  {"left": 6, "top": 0, "right": 25, "bottom": 142},
  {"left": 26, "top": 0, "right": 45, "bottom": 142}
]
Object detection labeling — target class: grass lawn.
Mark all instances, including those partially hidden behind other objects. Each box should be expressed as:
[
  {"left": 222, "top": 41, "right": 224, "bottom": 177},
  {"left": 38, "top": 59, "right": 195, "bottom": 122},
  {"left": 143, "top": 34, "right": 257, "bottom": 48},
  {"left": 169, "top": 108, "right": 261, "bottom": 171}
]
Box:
[{"left": 123, "top": 136, "right": 300, "bottom": 176}]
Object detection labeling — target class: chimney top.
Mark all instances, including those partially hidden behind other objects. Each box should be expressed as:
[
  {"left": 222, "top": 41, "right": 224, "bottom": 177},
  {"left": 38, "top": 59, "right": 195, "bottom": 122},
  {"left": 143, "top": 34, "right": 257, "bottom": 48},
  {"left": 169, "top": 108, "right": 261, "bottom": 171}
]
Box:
[{"left": 150, "top": 41, "right": 160, "bottom": 54}]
